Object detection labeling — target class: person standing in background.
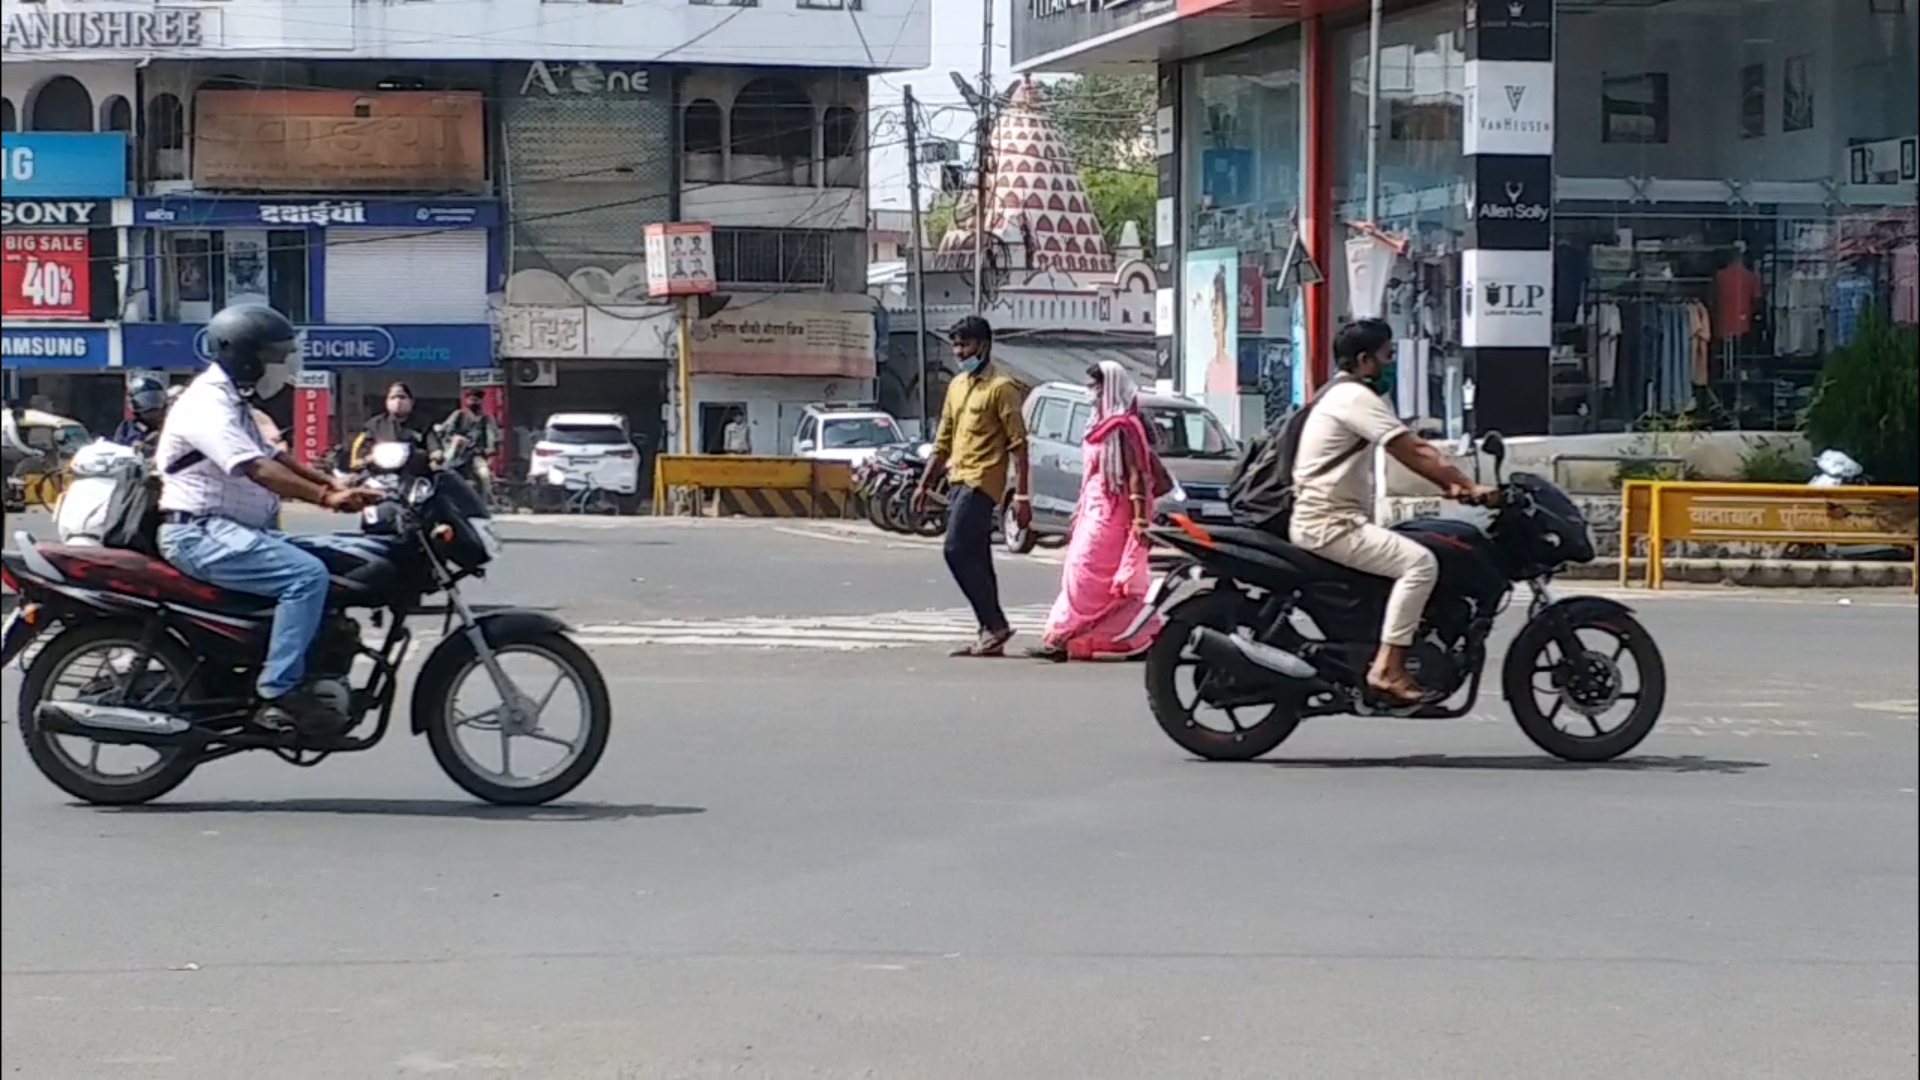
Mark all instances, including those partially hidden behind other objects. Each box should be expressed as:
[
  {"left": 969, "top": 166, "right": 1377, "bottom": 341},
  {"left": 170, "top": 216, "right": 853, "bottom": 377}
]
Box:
[
  {"left": 914, "top": 316, "right": 1031, "bottom": 658},
  {"left": 722, "top": 408, "right": 751, "bottom": 454}
]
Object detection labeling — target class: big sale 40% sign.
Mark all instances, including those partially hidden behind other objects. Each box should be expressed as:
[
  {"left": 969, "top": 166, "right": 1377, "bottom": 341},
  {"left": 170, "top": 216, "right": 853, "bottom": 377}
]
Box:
[{"left": 2, "top": 233, "right": 91, "bottom": 319}]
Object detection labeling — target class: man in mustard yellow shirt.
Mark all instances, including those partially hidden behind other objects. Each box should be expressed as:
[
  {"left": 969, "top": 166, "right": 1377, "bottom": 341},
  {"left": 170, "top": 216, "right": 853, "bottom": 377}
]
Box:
[{"left": 915, "top": 316, "right": 1032, "bottom": 657}]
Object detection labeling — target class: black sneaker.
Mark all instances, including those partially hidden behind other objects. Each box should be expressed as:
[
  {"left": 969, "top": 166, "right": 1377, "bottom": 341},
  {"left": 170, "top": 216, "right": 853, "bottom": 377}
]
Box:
[{"left": 253, "top": 687, "right": 349, "bottom": 738}]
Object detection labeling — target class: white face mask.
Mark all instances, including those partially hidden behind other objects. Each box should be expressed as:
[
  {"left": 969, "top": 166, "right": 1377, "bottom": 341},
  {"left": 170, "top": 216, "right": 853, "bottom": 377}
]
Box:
[{"left": 248, "top": 338, "right": 303, "bottom": 400}]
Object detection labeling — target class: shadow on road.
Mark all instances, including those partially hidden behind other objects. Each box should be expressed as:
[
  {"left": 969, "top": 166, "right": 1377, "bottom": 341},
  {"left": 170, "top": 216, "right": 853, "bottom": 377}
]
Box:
[
  {"left": 1250, "top": 754, "right": 1767, "bottom": 775},
  {"left": 92, "top": 799, "right": 707, "bottom": 822}
]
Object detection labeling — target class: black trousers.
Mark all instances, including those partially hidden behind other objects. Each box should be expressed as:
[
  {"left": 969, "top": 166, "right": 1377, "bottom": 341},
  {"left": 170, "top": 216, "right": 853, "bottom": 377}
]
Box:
[{"left": 943, "top": 484, "right": 1008, "bottom": 635}]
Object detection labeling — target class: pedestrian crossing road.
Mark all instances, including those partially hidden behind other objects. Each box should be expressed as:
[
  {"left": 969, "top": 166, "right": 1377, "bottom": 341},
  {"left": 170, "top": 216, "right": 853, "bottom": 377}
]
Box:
[{"left": 568, "top": 603, "right": 1057, "bottom": 651}]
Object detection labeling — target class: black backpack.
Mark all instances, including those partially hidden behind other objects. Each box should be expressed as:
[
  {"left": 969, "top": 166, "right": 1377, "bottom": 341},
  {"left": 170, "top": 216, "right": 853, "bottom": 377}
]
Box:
[
  {"left": 99, "top": 448, "right": 208, "bottom": 557},
  {"left": 1224, "top": 375, "right": 1368, "bottom": 535}
]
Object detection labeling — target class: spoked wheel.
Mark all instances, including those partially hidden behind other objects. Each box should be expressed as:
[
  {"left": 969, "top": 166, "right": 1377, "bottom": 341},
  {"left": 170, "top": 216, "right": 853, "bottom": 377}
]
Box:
[
  {"left": 1502, "top": 610, "right": 1667, "bottom": 762},
  {"left": 881, "top": 492, "right": 917, "bottom": 534},
  {"left": 17, "top": 623, "right": 200, "bottom": 805},
  {"left": 423, "top": 631, "right": 612, "bottom": 805},
  {"left": 911, "top": 496, "right": 947, "bottom": 537},
  {"left": 866, "top": 488, "right": 894, "bottom": 531},
  {"left": 1144, "top": 591, "right": 1303, "bottom": 761}
]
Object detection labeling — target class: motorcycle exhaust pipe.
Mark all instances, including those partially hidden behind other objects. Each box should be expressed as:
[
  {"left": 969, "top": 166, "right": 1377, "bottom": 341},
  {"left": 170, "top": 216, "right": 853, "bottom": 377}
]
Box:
[
  {"left": 34, "top": 701, "right": 198, "bottom": 746},
  {"left": 1188, "top": 627, "right": 1319, "bottom": 683}
]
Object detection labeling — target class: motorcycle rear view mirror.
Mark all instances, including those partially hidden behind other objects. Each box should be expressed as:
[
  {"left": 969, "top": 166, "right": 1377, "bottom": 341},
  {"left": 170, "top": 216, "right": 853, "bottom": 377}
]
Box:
[
  {"left": 1479, "top": 431, "right": 1507, "bottom": 479},
  {"left": 367, "top": 441, "right": 414, "bottom": 473}
]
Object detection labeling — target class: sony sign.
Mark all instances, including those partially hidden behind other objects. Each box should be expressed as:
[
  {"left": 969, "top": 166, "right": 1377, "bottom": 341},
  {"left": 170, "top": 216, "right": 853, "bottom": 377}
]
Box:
[{"left": 0, "top": 200, "right": 110, "bottom": 227}]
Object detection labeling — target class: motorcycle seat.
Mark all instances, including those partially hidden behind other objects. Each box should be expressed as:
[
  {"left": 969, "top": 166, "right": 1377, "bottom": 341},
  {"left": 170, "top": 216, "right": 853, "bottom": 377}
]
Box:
[
  {"left": 35, "top": 543, "right": 278, "bottom": 615},
  {"left": 1201, "top": 525, "right": 1393, "bottom": 589}
]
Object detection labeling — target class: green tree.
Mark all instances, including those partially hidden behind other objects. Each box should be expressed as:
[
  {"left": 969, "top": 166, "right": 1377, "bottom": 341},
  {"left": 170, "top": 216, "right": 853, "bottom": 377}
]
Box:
[
  {"left": 1803, "top": 309, "right": 1919, "bottom": 485},
  {"left": 1036, "top": 74, "right": 1157, "bottom": 171},
  {"left": 922, "top": 194, "right": 956, "bottom": 247},
  {"left": 1080, "top": 168, "right": 1156, "bottom": 251}
]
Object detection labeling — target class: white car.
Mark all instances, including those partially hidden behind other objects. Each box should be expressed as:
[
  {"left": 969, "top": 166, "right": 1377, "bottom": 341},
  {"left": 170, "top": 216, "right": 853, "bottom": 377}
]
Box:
[
  {"left": 792, "top": 405, "right": 906, "bottom": 467},
  {"left": 528, "top": 412, "right": 642, "bottom": 503}
]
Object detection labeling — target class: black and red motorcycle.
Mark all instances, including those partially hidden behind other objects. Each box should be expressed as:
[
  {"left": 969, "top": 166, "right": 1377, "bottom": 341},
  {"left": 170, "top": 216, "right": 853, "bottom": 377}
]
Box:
[
  {"left": 1, "top": 441, "right": 612, "bottom": 807},
  {"left": 1134, "top": 433, "right": 1669, "bottom": 763}
]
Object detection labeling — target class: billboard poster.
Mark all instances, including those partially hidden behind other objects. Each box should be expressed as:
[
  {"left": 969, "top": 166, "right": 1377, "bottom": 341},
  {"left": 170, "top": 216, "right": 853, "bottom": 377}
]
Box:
[
  {"left": 1, "top": 231, "right": 90, "bottom": 319},
  {"left": 1182, "top": 246, "right": 1239, "bottom": 408}
]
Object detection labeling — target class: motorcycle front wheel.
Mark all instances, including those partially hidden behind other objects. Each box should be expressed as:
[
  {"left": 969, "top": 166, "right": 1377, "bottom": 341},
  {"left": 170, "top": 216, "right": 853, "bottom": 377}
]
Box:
[
  {"left": 420, "top": 629, "right": 612, "bottom": 805},
  {"left": 1501, "top": 609, "right": 1667, "bottom": 762},
  {"left": 1144, "top": 591, "right": 1304, "bottom": 761}
]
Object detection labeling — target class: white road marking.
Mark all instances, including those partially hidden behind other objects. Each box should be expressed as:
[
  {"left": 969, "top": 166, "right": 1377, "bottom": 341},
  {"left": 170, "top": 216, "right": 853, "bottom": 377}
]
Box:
[
  {"left": 1853, "top": 699, "right": 1920, "bottom": 716},
  {"left": 570, "top": 603, "right": 1054, "bottom": 651},
  {"left": 774, "top": 525, "right": 867, "bottom": 545}
]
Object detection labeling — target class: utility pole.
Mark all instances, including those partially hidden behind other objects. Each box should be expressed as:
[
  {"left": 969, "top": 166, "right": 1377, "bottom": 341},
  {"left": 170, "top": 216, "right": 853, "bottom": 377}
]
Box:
[
  {"left": 902, "top": 86, "right": 933, "bottom": 427},
  {"left": 970, "top": 0, "right": 995, "bottom": 310}
]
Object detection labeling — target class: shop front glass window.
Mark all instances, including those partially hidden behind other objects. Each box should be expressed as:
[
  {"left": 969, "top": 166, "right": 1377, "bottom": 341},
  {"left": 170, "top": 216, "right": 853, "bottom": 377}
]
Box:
[
  {"left": 1181, "top": 30, "right": 1303, "bottom": 415},
  {"left": 1328, "top": 6, "right": 1470, "bottom": 433},
  {"left": 1553, "top": 0, "right": 1918, "bottom": 434}
]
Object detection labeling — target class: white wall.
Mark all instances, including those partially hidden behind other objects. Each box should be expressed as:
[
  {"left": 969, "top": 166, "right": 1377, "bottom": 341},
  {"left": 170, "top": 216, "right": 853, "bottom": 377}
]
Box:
[
  {"left": 1, "top": 62, "right": 137, "bottom": 131},
  {"left": 1555, "top": 0, "right": 1918, "bottom": 183},
  {"left": 0, "top": 0, "right": 929, "bottom": 69},
  {"left": 678, "top": 68, "right": 868, "bottom": 232},
  {"left": 691, "top": 374, "right": 874, "bottom": 454}
]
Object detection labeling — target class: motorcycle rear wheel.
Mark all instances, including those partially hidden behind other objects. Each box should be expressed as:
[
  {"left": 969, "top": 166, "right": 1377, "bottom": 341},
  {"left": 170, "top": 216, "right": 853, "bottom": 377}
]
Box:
[
  {"left": 17, "top": 622, "right": 200, "bottom": 806},
  {"left": 1144, "top": 591, "right": 1304, "bottom": 761}
]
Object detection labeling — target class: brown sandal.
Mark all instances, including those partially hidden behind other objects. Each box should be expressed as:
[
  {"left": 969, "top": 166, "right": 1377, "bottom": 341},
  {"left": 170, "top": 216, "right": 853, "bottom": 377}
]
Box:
[
  {"left": 1366, "top": 677, "right": 1429, "bottom": 706},
  {"left": 951, "top": 628, "right": 1014, "bottom": 657}
]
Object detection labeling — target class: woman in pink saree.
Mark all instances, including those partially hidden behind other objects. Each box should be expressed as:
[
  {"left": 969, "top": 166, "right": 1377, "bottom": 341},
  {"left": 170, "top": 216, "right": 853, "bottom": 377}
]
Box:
[{"left": 1027, "top": 361, "right": 1164, "bottom": 662}]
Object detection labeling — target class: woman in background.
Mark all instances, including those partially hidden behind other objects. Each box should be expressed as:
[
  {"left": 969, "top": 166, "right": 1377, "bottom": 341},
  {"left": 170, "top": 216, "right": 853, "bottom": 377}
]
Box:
[{"left": 1026, "top": 361, "right": 1163, "bottom": 662}]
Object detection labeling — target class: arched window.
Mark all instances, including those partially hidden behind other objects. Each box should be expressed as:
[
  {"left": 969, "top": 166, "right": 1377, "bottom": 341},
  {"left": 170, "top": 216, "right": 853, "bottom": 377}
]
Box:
[
  {"left": 28, "top": 76, "right": 95, "bottom": 132},
  {"left": 730, "top": 77, "right": 814, "bottom": 161},
  {"left": 146, "top": 93, "right": 186, "bottom": 179},
  {"left": 822, "top": 105, "right": 859, "bottom": 158},
  {"left": 683, "top": 99, "right": 724, "bottom": 154},
  {"left": 100, "top": 95, "right": 133, "bottom": 132},
  {"left": 0, "top": 99, "right": 15, "bottom": 133}
]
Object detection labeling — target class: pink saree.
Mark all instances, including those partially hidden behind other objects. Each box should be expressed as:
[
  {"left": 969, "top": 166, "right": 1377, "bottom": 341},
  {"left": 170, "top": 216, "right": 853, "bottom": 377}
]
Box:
[{"left": 1042, "top": 421, "right": 1163, "bottom": 660}]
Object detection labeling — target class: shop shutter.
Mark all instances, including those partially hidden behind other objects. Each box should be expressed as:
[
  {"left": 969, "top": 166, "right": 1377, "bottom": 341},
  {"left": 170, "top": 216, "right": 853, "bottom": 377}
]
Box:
[
  {"left": 323, "top": 229, "right": 489, "bottom": 324},
  {"left": 500, "top": 72, "right": 674, "bottom": 283}
]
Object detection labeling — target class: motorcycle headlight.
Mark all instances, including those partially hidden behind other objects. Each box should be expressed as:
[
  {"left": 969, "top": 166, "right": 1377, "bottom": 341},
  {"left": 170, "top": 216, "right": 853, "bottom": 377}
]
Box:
[{"left": 469, "top": 517, "right": 502, "bottom": 560}]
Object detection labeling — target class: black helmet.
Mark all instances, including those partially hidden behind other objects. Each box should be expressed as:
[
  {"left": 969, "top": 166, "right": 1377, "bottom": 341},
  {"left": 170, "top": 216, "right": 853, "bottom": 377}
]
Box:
[
  {"left": 204, "top": 303, "right": 300, "bottom": 397},
  {"left": 127, "top": 375, "right": 168, "bottom": 415}
]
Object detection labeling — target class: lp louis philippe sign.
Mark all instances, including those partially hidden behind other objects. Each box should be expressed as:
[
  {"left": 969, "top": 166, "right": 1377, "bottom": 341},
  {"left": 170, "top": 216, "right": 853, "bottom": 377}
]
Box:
[{"left": 1, "top": 232, "right": 90, "bottom": 319}]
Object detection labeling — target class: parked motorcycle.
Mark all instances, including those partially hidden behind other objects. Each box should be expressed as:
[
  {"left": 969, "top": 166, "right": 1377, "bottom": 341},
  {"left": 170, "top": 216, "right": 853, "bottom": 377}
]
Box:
[
  {"left": 860, "top": 443, "right": 945, "bottom": 536},
  {"left": 1132, "top": 433, "right": 1667, "bottom": 763},
  {"left": 1, "top": 441, "right": 612, "bottom": 807}
]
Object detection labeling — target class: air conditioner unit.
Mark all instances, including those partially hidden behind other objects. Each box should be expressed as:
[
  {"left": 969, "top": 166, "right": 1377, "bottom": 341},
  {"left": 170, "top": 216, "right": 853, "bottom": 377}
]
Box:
[{"left": 512, "top": 359, "right": 558, "bottom": 388}]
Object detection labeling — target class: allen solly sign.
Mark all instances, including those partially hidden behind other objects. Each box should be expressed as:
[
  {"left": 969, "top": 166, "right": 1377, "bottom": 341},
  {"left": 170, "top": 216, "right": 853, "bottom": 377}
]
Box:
[{"left": 193, "top": 326, "right": 453, "bottom": 367}]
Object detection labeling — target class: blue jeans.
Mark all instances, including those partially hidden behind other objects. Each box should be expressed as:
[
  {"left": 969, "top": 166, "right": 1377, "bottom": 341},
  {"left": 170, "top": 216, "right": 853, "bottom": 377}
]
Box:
[{"left": 158, "top": 518, "right": 384, "bottom": 699}]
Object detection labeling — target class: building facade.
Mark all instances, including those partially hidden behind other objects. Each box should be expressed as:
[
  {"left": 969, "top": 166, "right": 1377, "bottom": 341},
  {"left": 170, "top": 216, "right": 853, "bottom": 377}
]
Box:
[
  {"left": 3, "top": 0, "right": 928, "bottom": 469},
  {"left": 1014, "top": 0, "right": 1918, "bottom": 438}
]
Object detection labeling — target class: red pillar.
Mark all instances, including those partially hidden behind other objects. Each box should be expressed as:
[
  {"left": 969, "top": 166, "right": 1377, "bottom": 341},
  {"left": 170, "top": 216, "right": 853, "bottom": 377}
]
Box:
[{"left": 1301, "top": 13, "right": 1333, "bottom": 394}]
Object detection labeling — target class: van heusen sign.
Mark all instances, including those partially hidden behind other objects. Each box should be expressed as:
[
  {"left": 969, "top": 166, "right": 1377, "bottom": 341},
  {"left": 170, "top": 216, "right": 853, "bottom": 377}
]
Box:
[
  {"left": 1012, "top": 0, "right": 1171, "bottom": 67},
  {"left": 3, "top": 10, "right": 210, "bottom": 54}
]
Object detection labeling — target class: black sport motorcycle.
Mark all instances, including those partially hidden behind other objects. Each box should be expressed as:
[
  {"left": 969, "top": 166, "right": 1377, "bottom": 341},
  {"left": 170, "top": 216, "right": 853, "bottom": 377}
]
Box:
[
  {"left": 1134, "top": 434, "right": 1667, "bottom": 763},
  {"left": 1, "top": 441, "right": 612, "bottom": 807},
  {"left": 859, "top": 443, "right": 945, "bottom": 536}
]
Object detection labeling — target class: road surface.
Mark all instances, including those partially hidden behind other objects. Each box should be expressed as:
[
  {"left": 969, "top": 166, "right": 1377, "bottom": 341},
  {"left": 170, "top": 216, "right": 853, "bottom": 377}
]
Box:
[{"left": 3, "top": 515, "right": 1915, "bottom": 1078}]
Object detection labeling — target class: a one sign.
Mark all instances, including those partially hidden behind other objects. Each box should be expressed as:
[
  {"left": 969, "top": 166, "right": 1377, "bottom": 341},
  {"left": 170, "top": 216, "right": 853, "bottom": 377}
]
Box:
[
  {"left": 120, "top": 322, "right": 492, "bottom": 370},
  {"left": 1465, "top": 154, "right": 1554, "bottom": 250},
  {"left": 0, "top": 199, "right": 112, "bottom": 228},
  {"left": 0, "top": 134, "right": 127, "bottom": 199},
  {"left": 518, "top": 61, "right": 653, "bottom": 97},
  {"left": 2, "top": 9, "right": 209, "bottom": 54},
  {"left": 2, "top": 232, "right": 91, "bottom": 320},
  {"left": 0, "top": 326, "right": 112, "bottom": 367},
  {"left": 192, "top": 90, "right": 489, "bottom": 193},
  {"left": 134, "top": 198, "right": 498, "bottom": 229},
  {"left": 1463, "top": 60, "right": 1555, "bottom": 158},
  {"left": 645, "top": 223, "right": 717, "bottom": 298},
  {"left": 1460, "top": 248, "right": 1553, "bottom": 349}
]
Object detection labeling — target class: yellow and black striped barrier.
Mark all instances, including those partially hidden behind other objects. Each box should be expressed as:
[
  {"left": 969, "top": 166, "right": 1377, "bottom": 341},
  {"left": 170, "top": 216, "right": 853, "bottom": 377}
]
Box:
[
  {"left": 15, "top": 470, "right": 69, "bottom": 510},
  {"left": 652, "top": 455, "right": 854, "bottom": 519}
]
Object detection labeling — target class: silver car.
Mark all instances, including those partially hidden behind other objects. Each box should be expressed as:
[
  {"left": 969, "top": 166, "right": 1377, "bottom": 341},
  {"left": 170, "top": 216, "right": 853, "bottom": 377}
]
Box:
[{"left": 1004, "top": 382, "right": 1239, "bottom": 554}]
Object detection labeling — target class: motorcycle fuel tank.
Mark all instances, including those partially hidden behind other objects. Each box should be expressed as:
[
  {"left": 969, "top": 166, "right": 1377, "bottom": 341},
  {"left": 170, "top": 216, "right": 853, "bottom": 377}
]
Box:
[{"left": 1394, "top": 516, "right": 1510, "bottom": 601}]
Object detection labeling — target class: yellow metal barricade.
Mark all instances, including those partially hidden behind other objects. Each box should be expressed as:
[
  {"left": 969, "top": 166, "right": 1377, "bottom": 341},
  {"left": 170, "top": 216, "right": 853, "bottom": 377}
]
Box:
[
  {"left": 1616, "top": 479, "right": 1655, "bottom": 587},
  {"left": 1639, "top": 481, "right": 1918, "bottom": 593},
  {"left": 651, "top": 455, "right": 854, "bottom": 518}
]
